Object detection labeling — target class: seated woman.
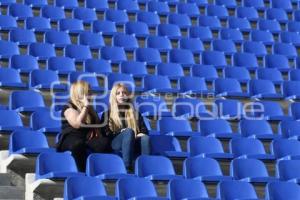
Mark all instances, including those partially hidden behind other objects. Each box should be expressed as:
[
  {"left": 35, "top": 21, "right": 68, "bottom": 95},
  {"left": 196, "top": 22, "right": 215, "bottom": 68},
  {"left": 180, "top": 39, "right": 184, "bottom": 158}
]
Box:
[
  {"left": 56, "top": 81, "right": 111, "bottom": 172},
  {"left": 100, "top": 83, "right": 150, "bottom": 169}
]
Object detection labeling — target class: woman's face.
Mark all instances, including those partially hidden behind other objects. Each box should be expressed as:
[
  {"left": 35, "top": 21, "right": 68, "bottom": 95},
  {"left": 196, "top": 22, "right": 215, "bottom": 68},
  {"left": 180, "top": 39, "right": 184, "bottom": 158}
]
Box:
[{"left": 116, "top": 87, "right": 129, "bottom": 104}]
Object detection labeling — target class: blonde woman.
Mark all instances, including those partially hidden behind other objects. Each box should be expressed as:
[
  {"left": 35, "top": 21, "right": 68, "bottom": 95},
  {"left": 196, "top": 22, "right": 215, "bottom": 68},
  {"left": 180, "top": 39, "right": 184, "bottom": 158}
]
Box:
[
  {"left": 100, "top": 83, "right": 150, "bottom": 168},
  {"left": 56, "top": 81, "right": 110, "bottom": 172}
]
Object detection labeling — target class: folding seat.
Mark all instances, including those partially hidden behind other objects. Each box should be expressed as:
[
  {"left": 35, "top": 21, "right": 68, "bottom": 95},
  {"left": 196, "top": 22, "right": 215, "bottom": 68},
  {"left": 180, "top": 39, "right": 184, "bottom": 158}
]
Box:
[
  {"left": 188, "top": 26, "right": 213, "bottom": 42},
  {"left": 271, "top": 138, "right": 300, "bottom": 159},
  {"left": 59, "top": 18, "right": 84, "bottom": 34},
  {"left": 233, "top": 52, "right": 259, "bottom": 70},
  {"left": 9, "top": 130, "right": 54, "bottom": 155},
  {"left": 0, "top": 68, "right": 26, "bottom": 88},
  {"left": 215, "top": 0, "right": 237, "bottom": 8},
  {"left": 137, "top": 11, "right": 160, "bottom": 28},
  {"left": 283, "top": 81, "right": 300, "bottom": 100},
  {"left": 117, "top": 0, "right": 140, "bottom": 14},
  {"left": 105, "top": 9, "right": 128, "bottom": 26},
  {"left": 79, "top": 31, "right": 105, "bottom": 50},
  {"left": 266, "top": 8, "right": 288, "bottom": 23},
  {"left": 187, "top": 0, "right": 208, "bottom": 7},
  {"left": 0, "top": 0, "right": 15, "bottom": 6},
  {"left": 0, "top": 15, "right": 17, "bottom": 30},
  {"left": 112, "top": 33, "right": 139, "bottom": 51},
  {"left": 47, "top": 56, "right": 76, "bottom": 75},
  {"left": 157, "top": 117, "right": 197, "bottom": 137},
  {"left": 120, "top": 61, "right": 148, "bottom": 78},
  {"left": 35, "top": 152, "right": 85, "bottom": 180},
  {"left": 198, "top": 16, "right": 222, "bottom": 31},
  {"left": 51, "top": 92, "right": 69, "bottom": 112},
  {"left": 288, "top": 21, "right": 300, "bottom": 32},
  {"left": 8, "top": 3, "right": 33, "bottom": 20},
  {"left": 135, "top": 155, "right": 182, "bottom": 180},
  {"left": 256, "top": 68, "right": 283, "bottom": 85},
  {"left": 173, "top": 97, "right": 209, "bottom": 118},
  {"left": 44, "top": 30, "right": 71, "bottom": 48},
  {"left": 265, "top": 54, "right": 291, "bottom": 72},
  {"left": 10, "top": 55, "right": 38, "bottom": 73},
  {"left": 41, "top": 5, "right": 65, "bottom": 22},
  {"left": 214, "top": 78, "right": 249, "bottom": 98},
  {"left": 202, "top": 51, "right": 227, "bottom": 69},
  {"left": 168, "top": 49, "right": 195, "bottom": 67},
  {"left": 29, "top": 43, "right": 56, "bottom": 60},
  {"left": 294, "top": 10, "right": 300, "bottom": 22},
  {"left": 212, "top": 39, "right": 237, "bottom": 55},
  {"left": 30, "top": 108, "right": 61, "bottom": 134},
  {"left": 83, "top": 59, "right": 111, "bottom": 75},
  {"left": 167, "top": 13, "right": 191, "bottom": 29},
  {"left": 64, "top": 177, "right": 115, "bottom": 200},
  {"left": 85, "top": 0, "right": 108, "bottom": 11},
  {"left": 157, "top": 24, "right": 182, "bottom": 40},
  {"left": 29, "top": 69, "right": 67, "bottom": 90},
  {"left": 216, "top": 180, "right": 259, "bottom": 200},
  {"left": 223, "top": 67, "right": 251, "bottom": 83},
  {"left": 92, "top": 20, "right": 117, "bottom": 36},
  {"left": 289, "top": 69, "right": 300, "bottom": 81},
  {"left": 243, "top": 0, "right": 265, "bottom": 10},
  {"left": 236, "top": 7, "right": 259, "bottom": 21},
  {"left": 147, "top": 1, "right": 170, "bottom": 15},
  {"left": 250, "top": 28, "right": 272, "bottom": 44},
  {"left": 73, "top": 7, "right": 97, "bottom": 23},
  {"left": 0, "top": 110, "right": 25, "bottom": 131},
  {"left": 272, "top": 0, "right": 293, "bottom": 12},
  {"left": 188, "top": 136, "right": 233, "bottom": 159},
  {"left": 266, "top": 182, "right": 300, "bottom": 200},
  {"left": 214, "top": 99, "right": 244, "bottom": 119},
  {"left": 101, "top": 46, "right": 127, "bottom": 64},
  {"left": 278, "top": 120, "right": 300, "bottom": 139},
  {"left": 9, "top": 90, "right": 45, "bottom": 112},
  {"left": 184, "top": 156, "right": 232, "bottom": 181},
  {"left": 230, "top": 158, "right": 278, "bottom": 183},
  {"left": 9, "top": 28, "right": 36, "bottom": 45},
  {"left": 55, "top": 0, "right": 78, "bottom": 9},
  {"left": 24, "top": 0, "right": 47, "bottom": 8},
  {"left": 156, "top": 63, "right": 183, "bottom": 80},
  {"left": 277, "top": 160, "right": 300, "bottom": 183},
  {"left": 274, "top": 43, "right": 297, "bottom": 59},
  {"left": 125, "top": 21, "right": 149, "bottom": 38},
  {"left": 135, "top": 95, "right": 171, "bottom": 117},
  {"left": 143, "top": 75, "right": 178, "bottom": 93},
  {"left": 65, "top": 44, "right": 93, "bottom": 61},
  {"left": 228, "top": 17, "right": 251, "bottom": 32},
  {"left": 146, "top": 36, "right": 172, "bottom": 52},
  {"left": 198, "top": 119, "right": 239, "bottom": 138},
  {"left": 86, "top": 153, "right": 135, "bottom": 180},
  {"left": 178, "top": 76, "right": 210, "bottom": 95},
  {"left": 290, "top": 102, "right": 300, "bottom": 120},
  {"left": 68, "top": 72, "right": 102, "bottom": 92},
  {"left": 243, "top": 41, "right": 267, "bottom": 57},
  {"left": 230, "top": 137, "right": 275, "bottom": 160},
  {"left": 0, "top": 41, "right": 19, "bottom": 59},
  {"left": 160, "top": 0, "right": 179, "bottom": 6},
  {"left": 248, "top": 79, "right": 283, "bottom": 99},
  {"left": 191, "top": 64, "right": 219, "bottom": 81},
  {"left": 116, "top": 178, "right": 165, "bottom": 200},
  {"left": 220, "top": 28, "right": 244, "bottom": 44},
  {"left": 107, "top": 73, "right": 139, "bottom": 91},
  {"left": 206, "top": 5, "right": 229, "bottom": 19},
  {"left": 251, "top": 101, "right": 290, "bottom": 121},
  {"left": 167, "top": 179, "right": 211, "bottom": 200},
  {"left": 135, "top": 48, "right": 161, "bottom": 65},
  {"left": 25, "top": 17, "right": 51, "bottom": 32},
  {"left": 280, "top": 31, "right": 300, "bottom": 46},
  {"left": 176, "top": 2, "right": 200, "bottom": 17},
  {"left": 258, "top": 19, "right": 281, "bottom": 33}
]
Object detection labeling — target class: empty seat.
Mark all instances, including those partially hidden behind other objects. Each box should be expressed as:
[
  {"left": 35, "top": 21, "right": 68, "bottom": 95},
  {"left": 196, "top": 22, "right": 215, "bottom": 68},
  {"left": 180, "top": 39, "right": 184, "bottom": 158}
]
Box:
[
  {"left": 30, "top": 108, "right": 61, "bottom": 133},
  {"left": 79, "top": 31, "right": 105, "bottom": 49},
  {"left": 101, "top": 46, "right": 127, "bottom": 64},
  {"left": 135, "top": 95, "right": 171, "bottom": 117},
  {"left": 271, "top": 138, "right": 300, "bottom": 159},
  {"left": 176, "top": 2, "right": 200, "bottom": 17},
  {"left": 250, "top": 30, "right": 275, "bottom": 45},
  {"left": 243, "top": 41, "right": 267, "bottom": 57},
  {"left": 228, "top": 17, "right": 251, "bottom": 32},
  {"left": 9, "top": 90, "right": 45, "bottom": 112},
  {"left": 117, "top": 0, "right": 140, "bottom": 13},
  {"left": 243, "top": 0, "right": 265, "bottom": 10},
  {"left": 0, "top": 15, "right": 17, "bottom": 30},
  {"left": 8, "top": 3, "right": 33, "bottom": 20},
  {"left": 290, "top": 102, "right": 300, "bottom": 120},
  {"left": 92, "top": 20, "right": 117, "bottom": 36},
  {"left": 157, "top": 24, "right": 182, "bottom": 40},
  {"left": 173, "top": 97, "right": 209, "bottom": 118},
  {"left": 216, "top": 0, "right": 237, "bottom": 8},
  {"left": 0, "top": 110, "right": 25, "bottom": 132},
  {"left": 157, "top": 117, "right": 197, "bottom": 137},
  {"left": 0, "top": 0, "right": 16, "bottom": 6},
  {"left": 0, "top": 41, "right": 19, "bottom": 59},
  {"left": 135, "top": 48, "right": 161, "bottom": 65},
  {"left": 179, "top": 38, "right": 204, "bottom": 54},
  {"left": 202, "top": 51, "right": 227, "bottom": 69},
  {"left": 233, "top": 52, "right": 259, "bottom": 70},
  {"left": 198, "top": 119, "right": 238, "bottom": 139},
  {"left": 212, "top": 39, "right": 237, "bottom": 55},
  {"left": 68, "top": 72, "right": 102, "bottom": 92},
  {"left": 206, "top": 5, "right": 229, "bottom": 19},
  {"left": 107, "top": 73, "right": 138, "bottom": 91},
  {"left": 156, "top": 63, "right": 184, "bottom": 80},
  {"left": 258, "top": 19, "right": 281, "bottom": 33},
  {"left": 280, "top": 31, "right": 300, "bottom": 46},
  {"left": 251, "top": 101, "right": 290, "bottom": 121},
  {"left": 189, "top": 26, "right": 213, "bottom": 41},
  {"left": 191, "top": 64, "right": 218, "bottom": 81},
  {"left": 9, "top": 28, "right": 36, "bottom": 45},
  {"left": 220, "top": 28, "right": 244, "bottom": 43},
  {"left": 113, "top": 33, "right": 139, "bottom": 51},
  {"left": 29, "top": 69, "right": 66, "bottom": 90},
  {"left": 272, "top": 0, "right": 292, "bottom": 11},
  {"left": 47, "top": 56, "right": 76, "bottom": 75},
  {"left": 214, "top": 99, "right": 244, "bottom": 119},
  {"left": 137, "top": 11, "right": 160, "bottom": 28},
  {"left": 273, "top": 43, "right": 297, "bottom": 59},
  {"left": 59, "top": 18, "right": 84, "bottom": 34},
  {"left": 147, "top": 1, "right": 170, "bottom": 15},
  {"left": 10, "top": 55, "right": 38, "bottom": 73},
  {"left": 223, "top": 67, "right": 251, "bottom": 83},
  {"left": 198, "top": 16, "right": 221, "bottom": 30},
  {"left": 278, "top": 160, "right": 300, "bottom": 182},
  {"left": 289, "top": 69, "right": 300, "bottom": 81},
  {"left": 256, "top": 68, "right": 283, "bottom": 85},
  {"left": 248, "top": 79, "right": 283, "bottom": 99},
  {"left": 144, "top": 75, "right": 178, "bottom": 93},
  {"left": 85, "top": 0, "right": 109, "bottom": 11},
  {"left": 266, "top": 182, "right": 300, "bottom": 200},
  {"left": 84, "top": 59, "right": 111, "bottom": 75},
  {"left": 125, "top": 21, "right": 149, "bottom": 38},
  {"left": 29, "top": 43, "right": 56, "bottom": 60},
  {"left": 266, "top": 8, "right": 288, "bottom": 23},
  {"left": 55, "top": 0, "right": 78, "bottom": 9},
  {"left": 168, "top": 49, "right": 195, "bottom": 67},
  {"left": 178, "top": 76, "right": 210, "bottom": 95},
  {"left": 44, "top": 30, "right": 71, "bottom": 48},
  {"left": 65, "top": 44, "right": 92, "bottom": 62},
  {"left": 236, "top": 7, "right": 259, "bottom": 21},
  {"left": 265, "top": 54, "right": 291, "bottom": 72},
  {"left": 214, "top": 78, "right": 249, "bottom": 98},
  {"left": 168, "top": 13, "right": 191, "bottom": 28},
  {"left": 278, "top": 120, "right": 300, "bottom": 139},
  {"left": 41, "top": 5, "right": 65, "bottom": 22},
  {"left": 25, "top": 17, "right": 51, "bottom": 32},
  {"left": 73, "top": 7, "right": 97, "bottom": 23},
  {"left": 288, "top": 21, "right": 300, "bottom": 32},
  {"left": 120, "top": 61, "right": 148, "bottom": 78},
  {"left": 0, "top": 68, "right": 26, "bottom": 88},
  {"left": 105, "top": 9, "right": 129, "bottom": 25}
]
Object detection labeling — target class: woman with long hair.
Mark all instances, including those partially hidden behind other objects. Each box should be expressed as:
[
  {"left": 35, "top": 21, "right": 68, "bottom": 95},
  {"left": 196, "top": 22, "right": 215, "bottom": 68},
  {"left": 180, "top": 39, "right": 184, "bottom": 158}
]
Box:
[
  {"left": 56, "top": 81, "right": 110, "bottom": 172},
  {"left": 100, "top": 83, "right": 150, "bottom": 168}
]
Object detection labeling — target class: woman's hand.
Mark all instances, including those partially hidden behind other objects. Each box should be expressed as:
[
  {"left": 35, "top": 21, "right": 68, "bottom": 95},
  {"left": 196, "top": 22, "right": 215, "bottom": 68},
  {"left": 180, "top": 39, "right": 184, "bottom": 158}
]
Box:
[{"left": 82, "top": 94, "right": 89, "bottom": 107}]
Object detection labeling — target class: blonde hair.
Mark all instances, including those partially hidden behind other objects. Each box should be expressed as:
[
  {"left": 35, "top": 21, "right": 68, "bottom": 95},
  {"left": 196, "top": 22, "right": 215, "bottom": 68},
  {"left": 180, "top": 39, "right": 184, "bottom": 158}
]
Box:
[
  {"left": 109, "top": 83, "right": 138, "bottom": 135},
  {"left": 70, "top": 81, "right": 92, "bottom": 124}
]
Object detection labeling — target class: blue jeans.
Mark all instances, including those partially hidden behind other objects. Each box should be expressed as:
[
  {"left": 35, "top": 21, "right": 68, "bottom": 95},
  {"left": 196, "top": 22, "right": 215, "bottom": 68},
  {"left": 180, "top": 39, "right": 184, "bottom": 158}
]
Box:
[
  {"left": 111, "top": 128, "right": 135, "bottom": 167},
  {"left": 137, "top": 134, "right": 150, "bottom": 155}
]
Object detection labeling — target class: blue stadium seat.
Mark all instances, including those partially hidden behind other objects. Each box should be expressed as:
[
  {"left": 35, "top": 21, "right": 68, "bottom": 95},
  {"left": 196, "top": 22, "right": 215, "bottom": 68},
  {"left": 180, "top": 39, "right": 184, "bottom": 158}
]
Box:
[
  {"left": 236, "top": 7, "right": 259, "bottom": 21},
  {"left": 214, "top": 99, "right": 244, "bottom": 119},
  {"left": 0, "top": 68, "right": 27, "bottom": 88},
  {"left": 135, "top": 155, "right": 182, "bottom": 181},
  {"left": 202, "top": 51, "right": 227, "bottom": 69},
  {"left": 251, "top": 101, "right": 291, "bottom": 121},
  {"left": 59, "top": 18, "right": 84, "bottom": 34},
  {"left": 266, "top": 8, "right": 288, "bottom": 23},
  {"left": 198, "top": 119, "right": 239, "bottom": 139},
  {"left": 178, "top": 76, "right": 210, "bottom": 95},
  {"left": 191, "top": 64, "right": 219, "bottom": 81},
  {"left": 137, "top": 11, "right": 160, "bottom": 28},
  {"left": 30, "top": 108, "right": 61, "bottom": 133},
  {"left": 47, "top": 56, "right": 76, "bottom": 75},
  {"left": 29, "top": 69, "right": 67, "bottom": 90},
  {"left": 51, "top": 92, "right": 69, "bottom": 112},
  {"left": 187, "top": 0, "right": 208, "bottom": 7},
  {"left": 101, "top": 46, "right": 127, "bottom": 64},
  {"left": 41, "top": 5, "right": 65, "bottom": 22},
  {"left": 273, "top": 43, "right": 297, "bottom": 59},
  {"left": 147, "top": 1, "right": 170, "bottom": 15},
  {"left": 157, "top": 24, "right": 182, "bottom": 40},
  {"left": 120, "top": 61, "right": 147, "bottom": 78},
  {"left": 0, "top": 15, "right": 17, "bottom": 30},
  {"left": 156, "top": 63, "right": 183, "bottom": 80},
  {"left": 176, "top": 2, "right": 200, "bottom": 17},
  {"left": 228, "top": 17, "right": 251, "bottom": 32},
  {"left": 206, "top": 5, "right": 229, "bottom": 19},
  {"left": 79, "top": 31, "right": 105, "bottom": 50},
  {"left": 29, "top": 43, "right": 56, "bottom": 60},
  {"left": 83, "top": 59, "right": 111, "bottom": 75},
  {"left": 256, "top": 68, "right": 283, "bottom": 85},
  {"left": 214, "top": 78, "right": 250, "bottom": 98},
  {"left": 10, "top": 55, "right": 38, "bottom": 73},
  {"left": 233, "top": 52, "right": 259, "bottom": 70},
  {"left": 272, "top": 0, "right": 293, "bottom": 11},
  {"left": 230, "top": 137, "right": 275, "bottom": 160},
  {"left": 35, "top": 152, "right": 85, "bottom": 180},
  {"left": 0, "top": 41, "right": 19, "bottom": 59},
  {"left": 198, "top": 16, "right": 222, "bottom": 30},
  {"left": 93, "top": 93, "right": 110, "bottom": 114},
  {"left": 289, "top": 69, "right": 300, "bottom": 81},
  {"left": 135, "top": 95, "right": 171, "bottom": 117},
  {"left": 243, "top": 0, "right": 265, "bottom": 10},
  {"left": 92, "top": 20, "right": 117, "bottom": 36},
  {"left": 8, "top": 3, "right": 33, "bottom": 20},
  {"left": 9, "top": 90, "right": 45, "bottom": 112},
  {"left": 223, "top": 67, "right": 251, "bottom": 83},
  {"left": 73, "top": 7, "right": 97, "bottom": 23},
  {"left": 64, "top": 176, "right": 115, "bottom": 200},
  {"left": 168, "top": 49, "right": 195, "bottom": 67},
  {"left": 258, "top": 19, "right": 281, "bottom": 33},
  {"left": 179, "top": 38, "right": 204, "bottom": 54},
  {"left": 243, "top": 41, "right": 267, "bottom": 57},
  {"left": 86, "top": 153, "right": 135, "bottom": 180},
  {"left": 278, "top": 120, "right": 300, "bottom": 139},
  {"left": 65, "top": 44, "right": 92, "bottom": 62},
  {"left": 113, "top": 33, "right": 139, "bottom": 51},
  {"left": 117, "top": 0, "right": 140, "bottom": 14},
  {"left": 105, "top": 9, "right": 128, "bottom": 25},
  {"left": 212, "top": 39, "right": 237, "bottom": 55},
  {"left": 125, "top": 21, "right": 149, "bottom": 38},
  {"left": 144, "top": 75, "right": 178, "bottom": 93},
  {"left": 277, "top": 160, "right": 300, "bottom": 183},
  {"left": 271, "top": 138, "right": 300, "bottom": 159},
  {"left": 280, "top": 31, "right": 300, "bottom": 46},
  {"left": 250, "top": 30, "right": 275, "bottom": 45},
  {"left": 290, "top": 102, "right": 300, "bottom": 120},
  {"left": 220, "top": 28, "right": 244, "bottom": 43},
  {"left": 173, "top": 97, "right": 209, "bottom": 118},
  {"left": 188, "top": 136, "right": 233, "bottom": 159},
  {"left": 157, "top": 117, "right": 197, "bottom": 137},
  {"left": 230, "top": 158, "right": 278, "bottom": 183},
  {"left": 85, "top": 0, "right": 108, "bottom": 11},
  {"left": 266, "top": 182, "right": 300, "bottom": 200},
  {"left": 217, "top": 180, "right": 259, "bottom": 200},
  {"left": 0, "top": 0, "right": 16, "bottom": 6},
  {"left": 265, "top": 54, "right": 291, "bottom": 72},
  {"left": 25, "top": 17, "right": 51, "bottom": 32},
  {"left": 9, "top": 28, "right": 36, "bottom": 45},
  {"left": 167, "top": 179, "right": 211, "bottom": 200},
  {"left": 283, "top": 81, "right": 300, "bottom": 100},
  {"left": 168, "top": 13, "right": 191, "bottom": 28},
  {"left": 248, "top": 79, "right": 283, "bottom": 99},
  {"left": 0, "top": 110, "right": 26, "bottom": 132},
  {"left": 288, "top": 21, "right": 300, "bottom": 32},
  {"left": 184, "top": 156, "right": 232, "bottom": 181},
  {"left": 44, "top": 30, "right": 71, "bottom": 48},
  {"left": 189, "top": 26, "right": 213, "bottom": 41},
  {"left": 68, "top": 71, "right": 102, "bottom": 92},
  {"left": 216, "top": 0, "right": 237, "bottom": 8},
  {"left": 107, "top": 73, "right": 139, "bottom": 91},
  {"left": 24, "top": 0, "right": 47, "bottom": 7},
  {"left": 135, "top": 48, "right": 161, "bottom": 65},
  {"left": 55, "top": 0, "right": 78, "bottom": 9}
]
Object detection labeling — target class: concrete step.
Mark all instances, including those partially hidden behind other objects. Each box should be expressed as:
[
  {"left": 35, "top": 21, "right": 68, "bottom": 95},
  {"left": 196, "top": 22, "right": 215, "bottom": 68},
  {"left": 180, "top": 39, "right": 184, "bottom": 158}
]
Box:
[
  {"left": 0, "top": 174, "right": 12, "bottom": 186},
  {"left": 0, "top": 186, "right": 24, "bottom": 199}
]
